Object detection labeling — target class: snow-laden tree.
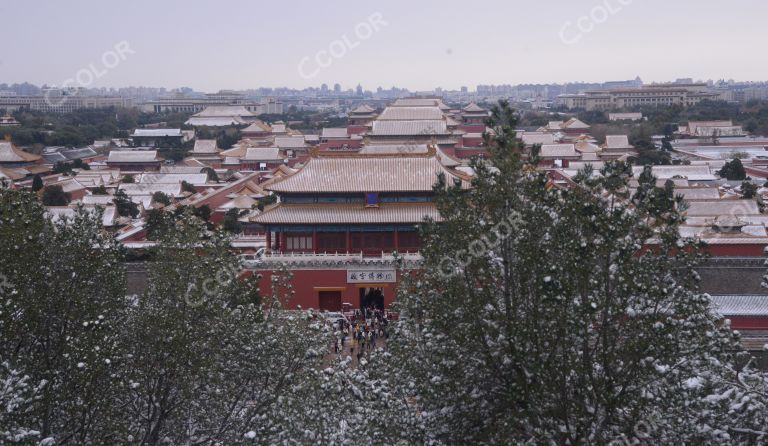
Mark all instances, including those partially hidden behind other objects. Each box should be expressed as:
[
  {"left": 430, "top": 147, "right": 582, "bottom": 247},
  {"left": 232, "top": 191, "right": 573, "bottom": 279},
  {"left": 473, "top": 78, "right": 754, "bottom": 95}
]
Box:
[
  {"left": 382, "top": 101, "right": 757, "bottom": 444},
  {"left": 0, "top": 361, "right": 47, "bottom": 443},
  {"left": 652, "top": 337, "right": 768, "bottom": 445},
  {"left": 251, "top": 350, "right": 427, "bottom": 445},
  {"left": 109, "top": 212, "right": 335, "bottom": 445},
  {"left": 0, "top": 189, "right": 127, "bottom": 444}
]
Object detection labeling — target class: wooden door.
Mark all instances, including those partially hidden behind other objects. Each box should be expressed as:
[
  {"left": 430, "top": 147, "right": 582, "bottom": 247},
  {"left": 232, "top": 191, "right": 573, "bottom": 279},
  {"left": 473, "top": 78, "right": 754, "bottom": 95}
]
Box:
[{"left": 318, "top": 291, "right": 342, "bottom": 312}]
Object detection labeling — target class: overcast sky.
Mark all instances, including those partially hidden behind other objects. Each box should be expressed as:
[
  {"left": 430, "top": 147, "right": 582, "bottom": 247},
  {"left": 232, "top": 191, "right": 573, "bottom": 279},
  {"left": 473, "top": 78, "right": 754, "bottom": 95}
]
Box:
[{"left": 1, "top": 0, "right": 766, "bottom": 92}]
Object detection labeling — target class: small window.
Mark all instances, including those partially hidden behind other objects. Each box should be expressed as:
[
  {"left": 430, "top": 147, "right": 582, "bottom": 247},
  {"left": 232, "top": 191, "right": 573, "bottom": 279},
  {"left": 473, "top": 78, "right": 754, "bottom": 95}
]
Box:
[{"left": 365, "top": 193, "right": 379, "bottom": 208}]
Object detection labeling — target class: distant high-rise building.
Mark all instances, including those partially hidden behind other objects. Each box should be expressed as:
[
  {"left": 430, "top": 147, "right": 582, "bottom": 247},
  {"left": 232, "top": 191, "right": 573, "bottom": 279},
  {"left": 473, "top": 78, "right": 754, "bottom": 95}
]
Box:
[
  {"left": 333, "top": 83, "right": 341, "bottom": 93},
  {"left": 356, "top": 84, "right": 363, "bottom": 96},
  {"left": 321, "top": 83, "right": 329, "bottom": 92}
]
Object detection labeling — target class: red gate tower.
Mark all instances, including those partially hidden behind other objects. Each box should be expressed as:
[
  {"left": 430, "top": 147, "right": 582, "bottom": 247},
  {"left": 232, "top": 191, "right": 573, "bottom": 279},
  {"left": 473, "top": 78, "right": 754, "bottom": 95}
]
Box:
[{"left": 248, "top": 146, "right": 471, "bottom": 311}]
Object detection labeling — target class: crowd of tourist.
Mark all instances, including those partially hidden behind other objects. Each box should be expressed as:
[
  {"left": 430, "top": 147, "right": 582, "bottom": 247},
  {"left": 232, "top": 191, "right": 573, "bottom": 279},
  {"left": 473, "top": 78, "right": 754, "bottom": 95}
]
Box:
[{"left": 332, "top": 307, "right": 389, "bottom": 363}]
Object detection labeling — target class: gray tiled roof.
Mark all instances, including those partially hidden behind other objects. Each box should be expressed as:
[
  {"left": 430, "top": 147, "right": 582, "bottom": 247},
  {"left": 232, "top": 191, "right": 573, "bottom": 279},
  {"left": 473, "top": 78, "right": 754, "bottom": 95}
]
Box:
[
  {"left": 191, "top": 106, "right": 255, "bottom": 117},
  {"left": 274, "top": 136, "right": 307, "bottom": 148},
  {"left": 107, "top": 150, "right": 159, "bottom": 163},
  {"left": 462, "top": 103, "right": 486, "bottom": 113},
  {"left": 369, "top": 120, "right": 450, "bottom": 136},
  {"left": 132, "top": 129, "right": 182, "bottom": 137},
  {"left": 351, "top": 104, "right": 375, "bottom": 114},
  {"left": 191, "top": 139, "right": 219, "bottom": 154},
  {"left": 540, "top": 144, "right": 579, "bottom": 158},
  {"left": 378, "top": 106, "right": 445, "bottom": 121},
  {"left": 710, "top": 295, "right": 768, "bottom": 317},
  {"left": 0, "top": 141, "right": 41, "bottom": 163},
  {"left": 244, "top": 147, "right": 282, "bottom": 161},
  {"left": 320, "top": 128, "right": 349, "bottom": 138},
  {"left": 686, "top": 200, "right": 760, "bottom": 217},
  {"left": 42, "top": 152, "right": 69, "bottom": 164},
  {"left": 62, "top": 147, "right": 98, "bottom": 160},
  {"left": 252, "top": 203, "right": 442, "bottom": 224},
  {"left": 392, "top": 98, "right": 448, "bottom": 110},
  {"left": 267, "top": 156, "right": 469, "bottom": 193}
]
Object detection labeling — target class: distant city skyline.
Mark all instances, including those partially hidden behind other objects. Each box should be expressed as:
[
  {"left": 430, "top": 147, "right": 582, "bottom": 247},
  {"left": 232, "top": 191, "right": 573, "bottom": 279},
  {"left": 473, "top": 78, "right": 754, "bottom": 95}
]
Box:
[
  {"left": 4, "top": 77, "right": 768, "bottom": 97},
  {"left": 2, "top": 0, "right": 767, "bottom": 92}
]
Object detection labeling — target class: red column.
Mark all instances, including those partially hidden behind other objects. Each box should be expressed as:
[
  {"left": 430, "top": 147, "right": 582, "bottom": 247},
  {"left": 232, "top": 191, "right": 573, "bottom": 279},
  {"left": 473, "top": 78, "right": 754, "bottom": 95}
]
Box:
[
  {"left": 266, "top": 230, "right": 272, "bottom": 253},
  {"left": 346, "top": 230, "right": 351, "bottom": 254},
  {"left": 313, "top": 229, "right": 318, "bottom": 254},
  {"left": 394, "top": 228, "right": 399, "bottom": 253}
]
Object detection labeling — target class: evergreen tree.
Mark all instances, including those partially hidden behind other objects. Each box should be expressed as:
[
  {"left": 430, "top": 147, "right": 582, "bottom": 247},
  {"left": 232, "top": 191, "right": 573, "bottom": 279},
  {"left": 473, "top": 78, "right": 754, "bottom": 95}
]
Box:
[
  {"left": 0, "top": 361, "right": 47, "bottom": 443},
  {"left": 72, "top": 158, "right": 90, "bottom": 170},
  {"left": 741, "top": 181, "right": 758, "bottom": 199},
  {"left": 144, "top": 208, "right": 173, "bottom": 240},
  {"left": 661, "top": 135, "right": 674, "bottom": 151},
  {"left": 222, "top": 208, "right": 242, "bottom": 233},
  {"left": 202, "top": 167, "right": 219, "bottom": 183},
  {"left": 192, "top": 204, "right": 211, "bottom": 222},
  {"left": 383, "top": 100, "right": 742, "bottom": 444},
  {"left": 0, "top": 189, "right": 127, "bottom": 443},
  {"left": 151, "top": 191, "right": 171, "bottom": 206},
  {"left": 52, "top": 162, "right": 74, "bottom": 175},
  {"left": 111, "top": 212, "right": 329, "bottom": 444},
  {"left": 720, "top": 158, "right": 747, "bottom": 180},
  {"left": 31, "top": 173, "right": 43, "bottom": 192},
  {"left": 630, "top": 124, "right": 671, "bottom": 165},
  {"left": 41, "top": 184, "right": 70, "bottom": 206},
  {"left": 181, "top": 180, "right": 197, "bottom": 194},
  {"left": 113, "top": 189, "right": 139, "bottom": 218}
]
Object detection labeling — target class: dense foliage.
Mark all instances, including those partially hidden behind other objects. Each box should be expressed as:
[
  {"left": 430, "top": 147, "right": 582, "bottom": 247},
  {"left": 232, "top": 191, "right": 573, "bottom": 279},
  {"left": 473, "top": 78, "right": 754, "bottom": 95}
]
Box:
[
  {"left": 379, "top": 101, "right": 768, "bottom": 444},
  {"left": 0, "top": 193, "right": 340, "bottom": 444},
  {"left": 720, "top": 158, "right": 748, "bottom": 180}
]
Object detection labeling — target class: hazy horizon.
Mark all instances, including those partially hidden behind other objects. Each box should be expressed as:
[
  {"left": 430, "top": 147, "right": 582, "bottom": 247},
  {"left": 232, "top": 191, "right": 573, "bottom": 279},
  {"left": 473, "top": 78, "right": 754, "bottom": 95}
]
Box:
[{"left": 2, "top": 0, "right": 767, "bottom": 92}]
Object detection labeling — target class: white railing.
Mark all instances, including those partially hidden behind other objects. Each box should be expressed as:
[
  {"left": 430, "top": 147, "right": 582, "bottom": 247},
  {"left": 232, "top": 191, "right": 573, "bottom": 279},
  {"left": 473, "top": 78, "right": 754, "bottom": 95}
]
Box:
[
  {"left": 241, "top": 250, "right": 423, "bottom": 268},
  {"left": 232, "top": 234, "right": 266, "bottom": 241}
]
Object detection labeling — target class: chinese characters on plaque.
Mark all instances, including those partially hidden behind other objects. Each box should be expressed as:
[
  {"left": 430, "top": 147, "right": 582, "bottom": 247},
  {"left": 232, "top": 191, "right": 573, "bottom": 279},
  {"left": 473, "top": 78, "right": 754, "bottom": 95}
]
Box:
[{"left": 346, "top": 269, "right": 396, "bottom": 283}]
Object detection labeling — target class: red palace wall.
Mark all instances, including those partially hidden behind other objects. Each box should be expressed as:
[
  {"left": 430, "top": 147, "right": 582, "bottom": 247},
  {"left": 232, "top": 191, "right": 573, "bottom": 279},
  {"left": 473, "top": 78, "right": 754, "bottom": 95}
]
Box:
[
  {"left": 317, "top": 139, "right": 364, "bottom": 151},
  {"left": 461, "top": 136, "right": 484, "bottom": 147},
  {"left": 68, "top": 188, "right": 87, "bottom": 201},
  {"left": 210, "top": 211, "right": 225, "bottom": 225},
  {"left": 255, "top": 268, "right": 405, "bottom": 310},
  {"left": 641, "top": 243, "right": 768, "bottom": 258},
  {"left": 727, "top": 316, "right": 768, "bottom": 330},
  {"left": 707, "top": 244, "right": 767, "bottom": 257},
  {"left": 458, "top": 124, "right": 486, "bottom": 133},
  {"left": 746, "top": 167, "right": 768, "bottom": 179},
  {"left": 196, "top": 191, "right": 235, "bottom": 210},
  {"left": 455, "top": 148, "right": 490, "bottom": 159},
  {"left": 440, "top": 146, "right": 457, "bottom": 157}
]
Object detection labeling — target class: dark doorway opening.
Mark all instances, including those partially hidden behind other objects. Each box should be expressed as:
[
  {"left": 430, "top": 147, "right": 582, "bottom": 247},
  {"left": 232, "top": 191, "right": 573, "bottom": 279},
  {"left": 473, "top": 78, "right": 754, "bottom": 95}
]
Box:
[
  {"left": 359, "top": 287, "right": 384, "bottom": 311},
  {"left": 318, "top": 291, "right": 342, "bottom": 311}
]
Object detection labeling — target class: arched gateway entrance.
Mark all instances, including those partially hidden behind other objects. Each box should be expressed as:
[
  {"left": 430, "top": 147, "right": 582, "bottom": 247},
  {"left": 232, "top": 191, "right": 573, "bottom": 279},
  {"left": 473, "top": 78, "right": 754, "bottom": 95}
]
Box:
[{"left": 359, "top": 287, "right": 384, "bottom": 311}]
